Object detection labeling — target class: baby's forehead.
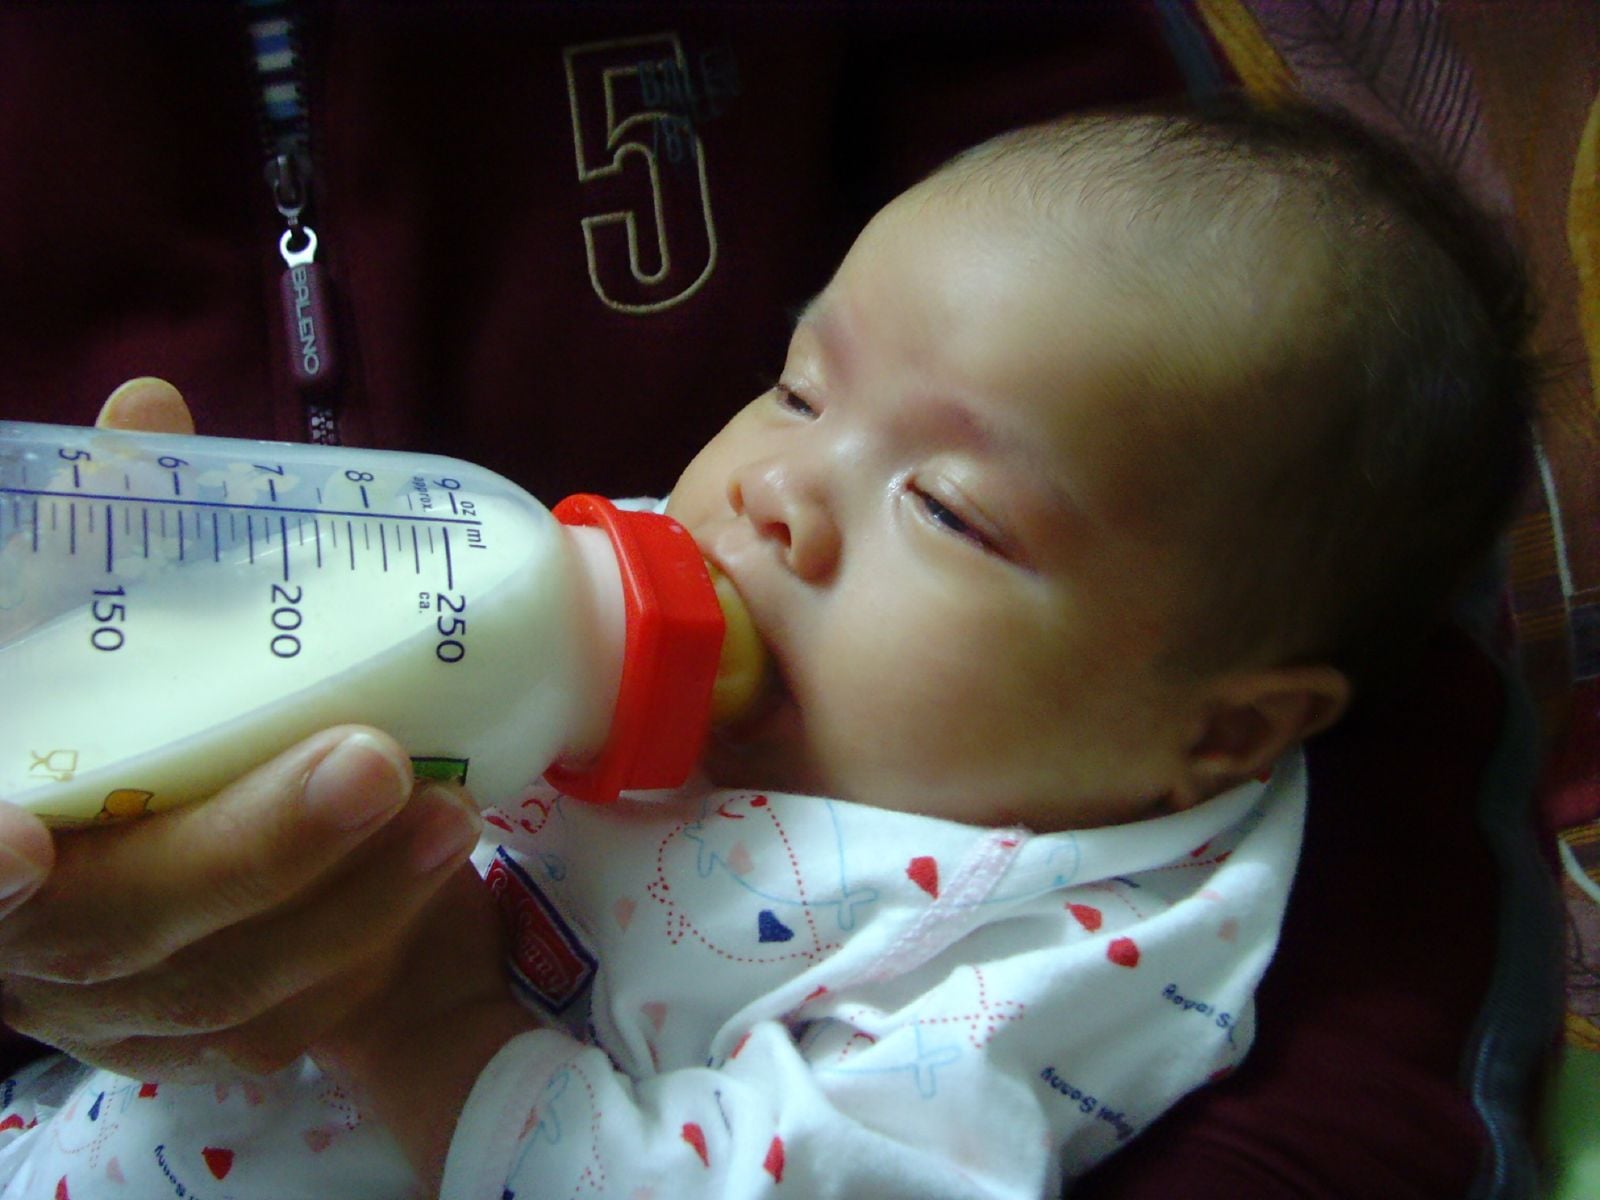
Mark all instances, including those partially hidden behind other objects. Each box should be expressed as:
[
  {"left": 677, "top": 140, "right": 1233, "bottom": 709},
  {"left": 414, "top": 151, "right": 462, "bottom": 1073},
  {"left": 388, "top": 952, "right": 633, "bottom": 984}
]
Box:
[
  {"left": 929, "top": 119, "right": 1345, "bottom": 272},
  {"left": 858, "top": 158, "right": 1339, "bottom": 450}
]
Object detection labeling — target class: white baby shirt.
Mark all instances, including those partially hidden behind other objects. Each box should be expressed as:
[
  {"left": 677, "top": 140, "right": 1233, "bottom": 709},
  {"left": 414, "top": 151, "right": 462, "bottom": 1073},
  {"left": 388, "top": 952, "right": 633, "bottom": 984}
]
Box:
[
  {"left": 0, "top": 756, "right": 1305, "bottom": 1200},
  {"left": 445, "top": 755, "right": 1307, "bottom": 1199}
]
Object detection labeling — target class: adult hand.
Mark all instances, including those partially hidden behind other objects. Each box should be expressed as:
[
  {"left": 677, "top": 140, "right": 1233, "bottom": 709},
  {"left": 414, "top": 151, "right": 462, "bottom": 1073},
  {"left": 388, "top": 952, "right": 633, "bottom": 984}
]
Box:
[
  {"left": 313, "top": 861, "right": 539, "bottom": 1190},
  {"left": 0, "top": 380, "right": 486, "bottom": 1081},
  {"left": 93, "top": 376, "right": 196, "bottom": 435}
]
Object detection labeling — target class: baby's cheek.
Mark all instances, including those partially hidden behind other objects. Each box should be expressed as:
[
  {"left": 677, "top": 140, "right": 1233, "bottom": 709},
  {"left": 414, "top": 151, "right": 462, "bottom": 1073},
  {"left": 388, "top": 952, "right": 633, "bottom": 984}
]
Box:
[
  {"left": 807, "top": 580, "right": 1058, "bottom": 798},
  {"left": 813, "top": 653, "right": 1004, "bottom": 790}
]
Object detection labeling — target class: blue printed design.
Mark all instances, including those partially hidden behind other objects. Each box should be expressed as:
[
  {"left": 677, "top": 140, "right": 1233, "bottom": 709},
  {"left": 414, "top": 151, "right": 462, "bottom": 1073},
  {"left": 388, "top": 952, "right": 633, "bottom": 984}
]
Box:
[
  {"left": 757, "top": 910, "right": 795, "bottom": 942},
  {"left": 681, "top": 796, "right": 879, "bottom": 932},
  {"left": 539, "top": 851, "right": 568, "bottom": 882},
  {"left": 502, "top": 1063, "right": 607, "bottom": 1197},
  {"left": 819, "top": 1024, "right": 962, "bottom": 1100}
]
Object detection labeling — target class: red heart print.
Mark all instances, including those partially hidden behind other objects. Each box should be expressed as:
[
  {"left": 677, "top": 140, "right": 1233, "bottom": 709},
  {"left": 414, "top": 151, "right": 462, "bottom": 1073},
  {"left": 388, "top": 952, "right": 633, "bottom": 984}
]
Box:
[
  {"left": 681, "top": 1123, "right": 709, "bottom": 1166},
  {"left": 202, "top": 1148, "right": 234, "bottom": 1180},
  {"left": 906, "top": 856, "right": 939, "bottom": 898},
  {"left": 1067, "top": 903, "right": 1103, "bottom": 932},
  {"left": 1107, "top": 937, "right": 1140, "bottom": 968}
]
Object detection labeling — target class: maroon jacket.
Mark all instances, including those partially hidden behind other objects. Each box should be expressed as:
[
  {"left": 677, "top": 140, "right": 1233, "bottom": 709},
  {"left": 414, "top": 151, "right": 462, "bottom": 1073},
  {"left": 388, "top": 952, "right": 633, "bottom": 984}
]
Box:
[{"left": 0, "top": 4, "right": 1548, "bottom": 1195}]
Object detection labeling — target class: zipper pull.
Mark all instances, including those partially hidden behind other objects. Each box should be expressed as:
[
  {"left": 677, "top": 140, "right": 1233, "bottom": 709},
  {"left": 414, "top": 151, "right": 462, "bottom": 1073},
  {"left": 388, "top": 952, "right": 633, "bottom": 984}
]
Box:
[
  {"left": 278, "top": 224, "right": 338, "bottom": 392},
  {"left": 250, "top": 41, "right": 345, "bottom": 443}
]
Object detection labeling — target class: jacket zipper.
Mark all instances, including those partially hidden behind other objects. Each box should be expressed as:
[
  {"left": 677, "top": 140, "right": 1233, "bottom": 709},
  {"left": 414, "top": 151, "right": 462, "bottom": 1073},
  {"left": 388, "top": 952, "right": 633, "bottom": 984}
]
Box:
[{"left": 243, "top": 0, "right": 343, "bottom": 444}]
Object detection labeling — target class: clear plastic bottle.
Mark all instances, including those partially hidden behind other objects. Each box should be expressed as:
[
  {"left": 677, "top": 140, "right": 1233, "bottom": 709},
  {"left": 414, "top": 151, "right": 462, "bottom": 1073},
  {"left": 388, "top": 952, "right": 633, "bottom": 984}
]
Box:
[{"left": 0, "top": 421, "right": 763, "bottom": 825}]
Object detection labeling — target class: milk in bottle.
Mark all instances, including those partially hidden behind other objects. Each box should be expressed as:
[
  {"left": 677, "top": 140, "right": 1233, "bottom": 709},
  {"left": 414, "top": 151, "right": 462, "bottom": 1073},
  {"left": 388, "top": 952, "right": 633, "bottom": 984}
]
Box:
[{"left": 0, "top": 423, "right": 759, "bottom": 824}]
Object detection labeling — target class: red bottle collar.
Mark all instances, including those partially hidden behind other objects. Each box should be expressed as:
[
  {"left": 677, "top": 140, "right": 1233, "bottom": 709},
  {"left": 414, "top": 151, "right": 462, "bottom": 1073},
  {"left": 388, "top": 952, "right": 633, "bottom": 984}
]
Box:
[{"left": 543, "top": 494, "right": 724, "bottom": 803}]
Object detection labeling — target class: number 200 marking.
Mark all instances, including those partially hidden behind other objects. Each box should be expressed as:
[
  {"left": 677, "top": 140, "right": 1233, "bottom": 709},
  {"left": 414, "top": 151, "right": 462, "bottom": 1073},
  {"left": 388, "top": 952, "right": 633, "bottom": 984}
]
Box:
[{"left": 270, "top": 584, "right": 304, "bottom": 658}]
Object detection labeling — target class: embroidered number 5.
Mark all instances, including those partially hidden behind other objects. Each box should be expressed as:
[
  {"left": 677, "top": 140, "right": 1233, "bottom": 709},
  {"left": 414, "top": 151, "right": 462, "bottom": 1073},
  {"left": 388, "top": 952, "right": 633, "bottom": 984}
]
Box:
[{"left": 563, "top": 34, "right": 719, "bottom": 314}]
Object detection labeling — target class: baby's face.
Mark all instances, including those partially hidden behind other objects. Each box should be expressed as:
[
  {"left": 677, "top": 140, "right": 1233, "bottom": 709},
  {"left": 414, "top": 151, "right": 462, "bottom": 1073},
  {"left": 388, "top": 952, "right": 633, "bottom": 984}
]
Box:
[{"left": 667, "top": 186, "right": 1212, "bottom": 830}]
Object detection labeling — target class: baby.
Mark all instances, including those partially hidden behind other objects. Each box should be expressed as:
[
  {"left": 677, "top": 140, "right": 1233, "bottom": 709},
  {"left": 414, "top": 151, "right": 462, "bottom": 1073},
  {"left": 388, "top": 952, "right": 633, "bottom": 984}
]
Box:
[{"left": 0, "top": 100, "right": 1533, "bottom": 1198}]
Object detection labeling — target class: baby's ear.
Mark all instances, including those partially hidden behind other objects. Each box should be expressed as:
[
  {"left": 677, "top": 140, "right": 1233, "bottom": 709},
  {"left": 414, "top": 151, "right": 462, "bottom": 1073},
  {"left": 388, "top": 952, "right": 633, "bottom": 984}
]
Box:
[{"left": 1170, "top": 665, "right": 1350, "bottom": 808}]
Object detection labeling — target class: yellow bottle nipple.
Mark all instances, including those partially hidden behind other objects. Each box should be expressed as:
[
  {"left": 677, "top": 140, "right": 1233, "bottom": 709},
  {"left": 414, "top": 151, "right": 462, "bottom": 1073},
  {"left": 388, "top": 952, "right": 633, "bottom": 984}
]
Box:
[{"left": 706, "top": 562, "right": 769, "bottom": 724}]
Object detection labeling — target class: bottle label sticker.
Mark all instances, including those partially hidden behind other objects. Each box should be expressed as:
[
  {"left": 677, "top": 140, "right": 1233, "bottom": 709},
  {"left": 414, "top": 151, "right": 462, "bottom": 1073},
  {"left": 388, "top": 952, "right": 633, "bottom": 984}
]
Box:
[{"left": 412, "top": 756, "right": 469, "bottom": 786}]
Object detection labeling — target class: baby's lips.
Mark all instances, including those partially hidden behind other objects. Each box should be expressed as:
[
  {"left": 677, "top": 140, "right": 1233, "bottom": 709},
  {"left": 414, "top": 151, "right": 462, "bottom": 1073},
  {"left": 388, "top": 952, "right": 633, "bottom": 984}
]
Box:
[{"left": 705, "top": 561, "right": 770, "bottom": 724}]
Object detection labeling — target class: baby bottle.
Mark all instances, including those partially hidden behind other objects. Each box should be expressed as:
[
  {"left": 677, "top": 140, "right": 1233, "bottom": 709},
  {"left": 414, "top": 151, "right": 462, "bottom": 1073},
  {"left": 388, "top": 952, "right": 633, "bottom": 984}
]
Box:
[{"left": 0, "top": 421, "right": 767, "bottom": 825}]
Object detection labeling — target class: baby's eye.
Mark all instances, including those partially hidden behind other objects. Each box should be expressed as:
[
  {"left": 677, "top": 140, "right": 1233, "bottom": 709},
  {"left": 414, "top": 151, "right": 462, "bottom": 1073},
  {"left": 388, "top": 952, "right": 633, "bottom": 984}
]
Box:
[
  {"left": 913, "top": 488, "right": 994, "bottom": 551},
  {"left": 772, "top": 383, "right": 818, "bottom": 419}
]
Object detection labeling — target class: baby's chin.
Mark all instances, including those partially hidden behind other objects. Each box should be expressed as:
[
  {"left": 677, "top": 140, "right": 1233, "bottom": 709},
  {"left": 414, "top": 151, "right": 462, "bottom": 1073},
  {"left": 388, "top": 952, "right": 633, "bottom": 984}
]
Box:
[{"left": 701, "top": 693, "right": 828, "bottom": 796}]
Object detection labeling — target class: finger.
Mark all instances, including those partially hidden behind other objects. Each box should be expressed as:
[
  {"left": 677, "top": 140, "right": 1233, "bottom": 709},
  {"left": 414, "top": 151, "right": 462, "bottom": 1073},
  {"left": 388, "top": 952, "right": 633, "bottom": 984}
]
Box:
[
  {"left": 139, "top": 865, "right": 495, "bottom": 1081},
  {"left": 313, "top": 862, "right": 512, "bottom": 1072},
  {"left": 33, "top": 940, "right": 407, "bottom": 1083},
  {"left": 1, "top": 942, "right": 403, "bottom": 1081},
  {"left": 0, "top": 727, "right": 413, "bottom": 983},
  {"left": 95, "top": 377, "right": 195, "bottom": 434},
  {"left": 2, "top": 784, "right": 481, "bottom": 1047},
  {"left": 82, "top": 966, "right": 400, "bottom": 1082},
  {"left": 0, "top": 802, "right": 54, "bottom": 919}
]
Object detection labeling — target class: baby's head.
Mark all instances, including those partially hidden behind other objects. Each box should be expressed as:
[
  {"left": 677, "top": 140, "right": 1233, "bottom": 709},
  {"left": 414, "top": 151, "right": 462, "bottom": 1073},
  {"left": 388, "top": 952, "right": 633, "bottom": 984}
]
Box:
[{"left": 668, "top": 101, "right": 1535, "bottom": 831}]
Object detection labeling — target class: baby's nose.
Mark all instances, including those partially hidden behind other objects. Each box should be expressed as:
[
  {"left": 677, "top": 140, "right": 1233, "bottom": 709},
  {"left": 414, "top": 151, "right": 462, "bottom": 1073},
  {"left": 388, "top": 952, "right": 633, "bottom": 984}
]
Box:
[{"left": 729, "top": 459, "right": 841, "bottom": 582}]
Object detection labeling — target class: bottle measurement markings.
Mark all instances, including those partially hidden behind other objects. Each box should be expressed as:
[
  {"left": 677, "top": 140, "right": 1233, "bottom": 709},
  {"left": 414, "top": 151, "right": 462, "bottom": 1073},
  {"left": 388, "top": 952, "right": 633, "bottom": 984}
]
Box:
[{"left": 2, "top": 486, "right": 477, "bottom": 592}]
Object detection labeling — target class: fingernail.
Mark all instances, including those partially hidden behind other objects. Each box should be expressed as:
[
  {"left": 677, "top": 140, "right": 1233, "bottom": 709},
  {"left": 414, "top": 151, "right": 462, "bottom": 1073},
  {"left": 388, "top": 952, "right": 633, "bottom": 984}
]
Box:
[
  {"left": 409, "top": 786, "right": 483, "bottom": 874},
  {"left": 96, "top": 378, "right": 158, "bottom": 428},
  {"left": 303, "top": 732, "right": 411, "bottom": 831},
  {"left": 96, "top": 377, "right": 191, "bottom": 433}
]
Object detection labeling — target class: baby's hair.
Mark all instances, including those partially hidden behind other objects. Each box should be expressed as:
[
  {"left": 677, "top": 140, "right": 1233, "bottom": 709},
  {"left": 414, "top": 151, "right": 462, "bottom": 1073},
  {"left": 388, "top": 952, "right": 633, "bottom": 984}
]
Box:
[{"left": 932, "top": 99, "right": 1539, "bottom": 694}]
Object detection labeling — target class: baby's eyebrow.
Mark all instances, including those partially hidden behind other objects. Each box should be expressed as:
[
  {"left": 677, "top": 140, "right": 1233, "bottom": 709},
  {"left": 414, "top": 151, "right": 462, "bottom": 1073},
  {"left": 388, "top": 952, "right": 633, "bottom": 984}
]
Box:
[
  {"left": 786, "top": 295, "right": 853, "bottom": 385},
  {"left": 794, "top": 291, "right": 1086, "bottom": 531}
]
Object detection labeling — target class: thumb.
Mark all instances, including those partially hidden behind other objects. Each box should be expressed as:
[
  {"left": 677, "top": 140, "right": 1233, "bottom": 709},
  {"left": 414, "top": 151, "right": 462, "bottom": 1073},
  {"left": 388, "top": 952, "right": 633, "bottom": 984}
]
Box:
[{"left": 96, "top": 378, "right": 195, "bottom": 435}]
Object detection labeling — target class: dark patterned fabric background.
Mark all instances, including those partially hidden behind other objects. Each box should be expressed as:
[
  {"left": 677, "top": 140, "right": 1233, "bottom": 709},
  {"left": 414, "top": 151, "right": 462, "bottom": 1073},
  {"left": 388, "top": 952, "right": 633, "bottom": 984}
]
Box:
[{"left": 1194, "top": 1, "right": 1599, "bottom": 1189}]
